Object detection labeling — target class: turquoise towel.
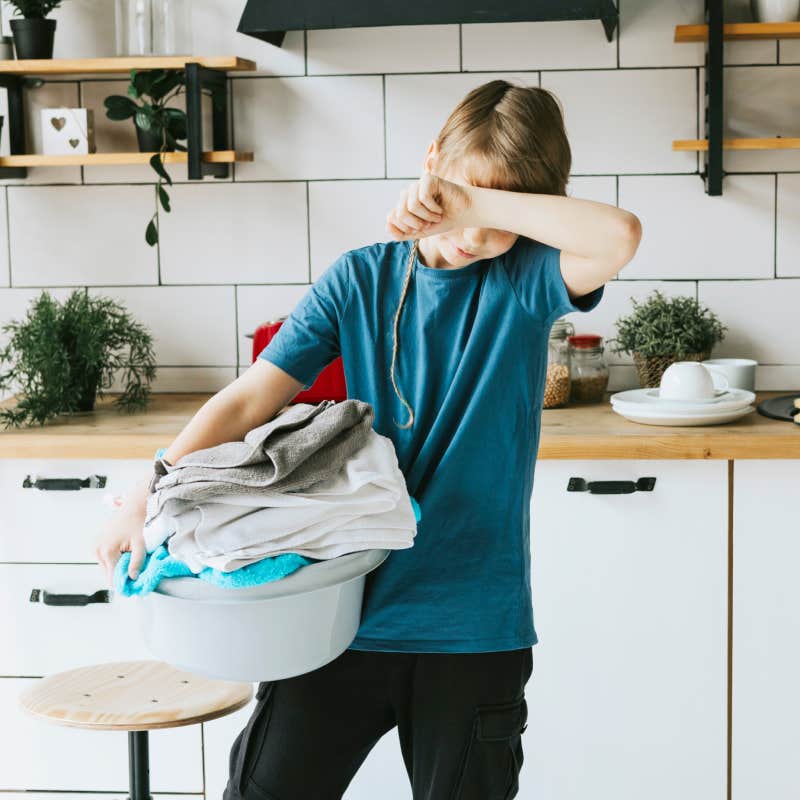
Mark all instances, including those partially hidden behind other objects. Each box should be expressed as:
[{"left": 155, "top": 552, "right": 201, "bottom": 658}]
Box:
[{"left": 114, "top": 544, "right": 315, "bottom": 597}]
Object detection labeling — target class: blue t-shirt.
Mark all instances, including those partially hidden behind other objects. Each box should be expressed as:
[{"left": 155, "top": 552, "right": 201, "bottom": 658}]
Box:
[{"left": 258, "top": 236, "right": 604, "bottom": 653}]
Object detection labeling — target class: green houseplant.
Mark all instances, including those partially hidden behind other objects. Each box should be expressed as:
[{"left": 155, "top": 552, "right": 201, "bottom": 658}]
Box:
[
  {"left": 0, "top": 290, "right": 157, "bottom": 429},
  {"left": 104, "top": 68, "right": 188, "bottom": 246},
  {"left": 103, "top": 68, "right": 226, "bottom": 246},
  {"left": 605, "top": 289, "right": 728, "bottom": 388},
  {"left": 7, "top": 0, "right": 62, "bottom": 59}
]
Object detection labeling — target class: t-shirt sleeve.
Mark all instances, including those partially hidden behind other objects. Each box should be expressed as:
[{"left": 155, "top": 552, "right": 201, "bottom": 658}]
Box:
[
  {"left": 256, "top": 253, "right": 351, "bottom": 390},
  {"left": 502, "top": 236, "right": 605, "bottom": 328}
]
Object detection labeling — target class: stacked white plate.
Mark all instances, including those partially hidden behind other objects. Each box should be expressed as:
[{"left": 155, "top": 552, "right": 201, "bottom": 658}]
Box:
[{"left": 608, "top": 386, "right": 756, "bottom": 426}]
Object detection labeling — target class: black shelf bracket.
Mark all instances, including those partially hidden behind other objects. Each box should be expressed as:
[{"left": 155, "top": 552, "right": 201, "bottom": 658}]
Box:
[
  {"left": 184, "top": 62, "right": 230, "bottom": 181},
  {"left": 701, "top": 0, "right": 724, "bottom": 195},
  {"left": 0, "top": 73, "right": 29, "bottom": 179}
]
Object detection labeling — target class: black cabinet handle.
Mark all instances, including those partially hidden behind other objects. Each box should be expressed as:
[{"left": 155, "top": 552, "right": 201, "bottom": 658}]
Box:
[
  {"left": 29, "top": 588, "right": 111, "bottom": 606},
  {"left": 567, "top": 477, "right": 656, "bottom": 494},
  {"left": 22, "top": 474, "right": 107, "bottom": 491}
]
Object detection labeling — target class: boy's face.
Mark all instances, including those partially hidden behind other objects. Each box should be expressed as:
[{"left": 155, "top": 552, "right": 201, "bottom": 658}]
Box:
[{"left": 422, "top": 145, "right": 519, "bottom": 268}]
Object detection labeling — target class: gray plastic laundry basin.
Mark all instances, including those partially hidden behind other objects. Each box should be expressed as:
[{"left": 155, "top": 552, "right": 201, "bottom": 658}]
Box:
[{"left": 136, "top": 548, "right": 390, "bottom": 682}]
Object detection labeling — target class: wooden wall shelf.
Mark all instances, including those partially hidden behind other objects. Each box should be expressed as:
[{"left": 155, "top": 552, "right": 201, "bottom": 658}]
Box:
[
  {"left": 673, "top": 137, "right": 800, "bottom": 151},
  {"left": 0, "top": 55, "right": 255, "bottom": 180},
  {"left": 671, "top": 3, "right": 800, "bottom": 195},
  {"left": 675, "top": 20, "right": 800, "bottom": 42},
  {"left": 0, "top": 151, "right": 254, "bottom": 168},
  {"left": 0, "top": 55, "right": 257, "bottom": 75}
]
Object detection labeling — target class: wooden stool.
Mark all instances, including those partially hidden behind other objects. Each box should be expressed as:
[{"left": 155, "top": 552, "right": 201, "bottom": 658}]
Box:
[{"left": 18, "top": 659, "right": 253, "bottom": 800}]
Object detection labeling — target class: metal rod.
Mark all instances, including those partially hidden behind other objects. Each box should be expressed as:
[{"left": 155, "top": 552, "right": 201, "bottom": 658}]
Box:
[{"left": 127, "top": 730, "right": 153, "bottom": 800}]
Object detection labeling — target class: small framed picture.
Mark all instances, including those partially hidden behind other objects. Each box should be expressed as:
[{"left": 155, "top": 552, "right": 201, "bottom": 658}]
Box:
[{"left": 41, "top": 107, "right": 96, "bottom": 155}]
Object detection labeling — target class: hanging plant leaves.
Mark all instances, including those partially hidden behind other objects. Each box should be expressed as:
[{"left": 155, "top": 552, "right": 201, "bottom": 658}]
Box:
[
  {"left": 149, "top": 153, "right": 173, "bottom": 186},
  {"left": 103, "top": 95, "right": 137, "bottom": 120},
  {"left": 157, "top": 185, "right": 171, "bottom": 213},
  {"left": 145, "top": 218, "right": 158, "bottom": 247}
]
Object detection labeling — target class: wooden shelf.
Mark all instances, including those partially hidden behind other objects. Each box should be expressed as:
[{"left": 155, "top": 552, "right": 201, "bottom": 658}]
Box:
[
  {"left": 0, "top": 55, "right": 254, "bottom": 180},
  {"left": 0, "top": 55, "right": 257, "bottom": 75},
  {"left": 673, "top": 137, "right": 800, "bottom": 151},
  {"left": 675, "top": 21, "right": 800, "bottom": 42},
  {"left": 0, "top": 150, "right": 254, "bottom": 167}
]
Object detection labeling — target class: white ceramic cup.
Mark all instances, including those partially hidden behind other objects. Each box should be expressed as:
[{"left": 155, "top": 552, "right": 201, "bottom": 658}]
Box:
[
  {"left": 659, "top": 361, "right": 730, "bottom": 401},
  {"left": 700, "top": 358, "right": 757, "bottom": 391}
]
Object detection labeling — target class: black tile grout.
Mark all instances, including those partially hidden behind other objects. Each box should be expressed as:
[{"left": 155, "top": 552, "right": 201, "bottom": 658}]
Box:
[
  {"left": 305, "top": 180, "right": 311, "bottom": 283},
  {"left": 3, "top": 276, "right": 799, "bottom": 292},
  {"left": 233, "top": 284, "right": 240, "bottom": 367}
]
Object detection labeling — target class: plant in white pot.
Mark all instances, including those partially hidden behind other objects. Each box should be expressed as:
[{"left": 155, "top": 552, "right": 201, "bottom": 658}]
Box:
[{"left": 7, "top": 0, "right": 62, "bottom": 60}]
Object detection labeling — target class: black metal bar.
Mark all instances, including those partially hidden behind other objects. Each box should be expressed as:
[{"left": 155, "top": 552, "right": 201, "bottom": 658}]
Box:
[
  {"left": 184, "top": 62, "right": 203, "bottom": 181},
  {"left": 0, "top": 73, "right": 28, "bottom": 179},
  {"left": 705, "top": 0, "right": 723, "bottom": 195},
  {"left": 184, "top": 62, "right": 230, "bottom": 180},
  {"left": 128, "top": 730, "right": 153, "bottom": 800}
]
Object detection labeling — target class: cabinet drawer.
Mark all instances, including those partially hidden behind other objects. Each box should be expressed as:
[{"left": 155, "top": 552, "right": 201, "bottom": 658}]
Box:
[
  {"left": 0, "top": 458, "right": 153, "bottom": 563},
  {"left": 0, "top": 678, "right": 202, "bottom": 792},
  {"left": 522, "top": 459, "right": 727, "bottom": 800},
  {"left": 732, "top": 459, "right": 800, "bottom": 800},
  {"left": 1, "top": 563, "right": 152, "bottom": 675}
]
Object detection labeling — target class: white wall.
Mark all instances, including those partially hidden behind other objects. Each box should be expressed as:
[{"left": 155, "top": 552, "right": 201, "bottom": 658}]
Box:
[{"left": 0, "top": 0, "right": 798, "bottom": 396}]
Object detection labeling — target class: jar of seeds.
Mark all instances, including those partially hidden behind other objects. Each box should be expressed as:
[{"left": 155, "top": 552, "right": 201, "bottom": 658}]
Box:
[
  {"left": 543, "top": 318, "right": 574, "bottom": 408},
  {"left": 567, "top": 334, "right": 609, "bottom": 403}
]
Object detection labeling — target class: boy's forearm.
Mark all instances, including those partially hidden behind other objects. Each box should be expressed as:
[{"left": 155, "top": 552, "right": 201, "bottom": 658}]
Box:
[
  {"left": 463, "top": 185, "right": 640, "bottom": 267},
  {"left": 119, "top": 389, "right": 253, "bottom": 517}
]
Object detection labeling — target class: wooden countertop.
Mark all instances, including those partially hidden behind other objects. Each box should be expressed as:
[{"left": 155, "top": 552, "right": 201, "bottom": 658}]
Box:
[{"left": 0, "top": 391, "right": 797, "bottom": 460}]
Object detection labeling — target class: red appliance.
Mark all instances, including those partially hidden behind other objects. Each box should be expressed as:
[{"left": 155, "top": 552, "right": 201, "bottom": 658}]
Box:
[{"left": 251, "top": 317, "right": 347, "bottom": 403}]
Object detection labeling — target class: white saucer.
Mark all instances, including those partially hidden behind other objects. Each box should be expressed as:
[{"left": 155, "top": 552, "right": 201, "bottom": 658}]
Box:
[
  {"left": 611, "top": 404, "right": 754, "bottom": 426},
  {"left": 610, "top": 387, "right": 756, "bottom": 412}
]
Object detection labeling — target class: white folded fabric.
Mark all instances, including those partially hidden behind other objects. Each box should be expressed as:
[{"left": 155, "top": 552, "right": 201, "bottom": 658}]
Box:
[{"left": 142, "top": 429, "right": 417, "bottom": 573}]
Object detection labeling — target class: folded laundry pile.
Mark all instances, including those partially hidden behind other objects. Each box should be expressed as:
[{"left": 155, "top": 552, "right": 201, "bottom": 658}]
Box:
[{"left": 117, "top": 399, "right": 419, "bottom": 595}]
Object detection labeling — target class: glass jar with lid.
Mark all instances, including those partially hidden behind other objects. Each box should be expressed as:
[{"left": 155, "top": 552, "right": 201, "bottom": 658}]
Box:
[
  {"left": 567, "top": 334, "right": 609, "bottom": 403},
  {"left": 543, "top": 318, "right": 574, "bottom": 408}
]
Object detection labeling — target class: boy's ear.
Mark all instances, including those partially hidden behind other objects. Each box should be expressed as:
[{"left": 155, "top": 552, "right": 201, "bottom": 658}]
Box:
[{"left": 422, "top": 138, "right": 439, "bottom": 174}]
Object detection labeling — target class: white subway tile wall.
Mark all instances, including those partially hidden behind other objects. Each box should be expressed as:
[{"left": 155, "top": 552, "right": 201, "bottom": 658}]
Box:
[{"left": 0, "top": 0, "right": 798, "bottom": 398}]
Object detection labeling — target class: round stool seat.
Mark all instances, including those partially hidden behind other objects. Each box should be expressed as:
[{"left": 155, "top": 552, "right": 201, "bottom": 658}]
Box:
[{"left": 18, "top": 659, "right": 253, "bottom": 731}]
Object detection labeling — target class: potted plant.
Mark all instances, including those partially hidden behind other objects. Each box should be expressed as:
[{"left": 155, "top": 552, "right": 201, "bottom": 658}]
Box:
[
  {"left": 103, "top": 68, "right": 225, "bottom": 246},
  {"left": 0, "top": 289, "right": 157, "bottom": 428},
  {"left": 7, "top": 0, "right": 62, "bottom": 60},
  {"left": 605, "top": 289, "right": 728, "bottom": 388}
]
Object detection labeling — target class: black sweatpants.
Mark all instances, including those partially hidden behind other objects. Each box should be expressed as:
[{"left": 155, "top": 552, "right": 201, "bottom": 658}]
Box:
[{"left": 223, "top": 645, "right": 533, "bottom": 800}]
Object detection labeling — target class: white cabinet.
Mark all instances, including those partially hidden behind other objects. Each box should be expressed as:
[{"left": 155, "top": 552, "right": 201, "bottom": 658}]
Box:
[
  {"left": 0, "top": 563, "right": 151, "bottom": 674},
  {"left": 0, "top": 458, "right": 202, "bottom": 794},
  {"left": 522, "top": 459, "right": 728, "bottom": 800},
  {"left": 0, "top": 458, "right": 153, "bottom": 562},
  {"left": 731, "top": 459, "right": 800, "bottom": 800}
]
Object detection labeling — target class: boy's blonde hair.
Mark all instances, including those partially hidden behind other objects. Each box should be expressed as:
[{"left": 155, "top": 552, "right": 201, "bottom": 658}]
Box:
[{"left": 390, "top": 79, "right": 572, "bottom": 429}]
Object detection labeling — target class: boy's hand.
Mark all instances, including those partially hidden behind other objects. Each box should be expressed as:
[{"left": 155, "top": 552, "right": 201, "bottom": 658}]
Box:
[{"left": 386, "top": 172, "right": 473, "bottom": 241}]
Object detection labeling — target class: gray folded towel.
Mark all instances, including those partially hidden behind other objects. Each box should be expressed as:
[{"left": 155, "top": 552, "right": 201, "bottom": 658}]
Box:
[{"left": 145, "top": 399, "right": 375, "bottom": 527}]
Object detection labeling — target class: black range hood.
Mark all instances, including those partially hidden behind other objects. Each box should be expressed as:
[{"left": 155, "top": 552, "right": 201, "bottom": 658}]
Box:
[{"left": 237, "top": 1, "right": 619, "bottom": 48}]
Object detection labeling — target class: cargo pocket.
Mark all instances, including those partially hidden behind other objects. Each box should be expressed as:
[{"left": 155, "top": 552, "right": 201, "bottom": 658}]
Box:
[
  {"left": 232, "top": 681, "right": 276, "bottom": 795},
  {"left": 450, "top": 696, "right": 528, "bottom": 800}
]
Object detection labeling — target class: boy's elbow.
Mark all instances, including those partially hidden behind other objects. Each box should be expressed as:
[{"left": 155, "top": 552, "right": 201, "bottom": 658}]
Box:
[{"left": 611, "top": 214, "right": 642, "bottom": 275}]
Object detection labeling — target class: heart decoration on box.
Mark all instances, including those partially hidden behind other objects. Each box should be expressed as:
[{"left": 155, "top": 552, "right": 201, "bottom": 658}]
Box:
[{"left": 41, "top": 107, "right": 95, "bottom": 157}]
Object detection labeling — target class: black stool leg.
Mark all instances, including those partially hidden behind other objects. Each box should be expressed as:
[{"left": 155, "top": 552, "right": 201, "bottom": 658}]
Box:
[{"left": 127, "top": 730, "right": 153, "bottom": 800}]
